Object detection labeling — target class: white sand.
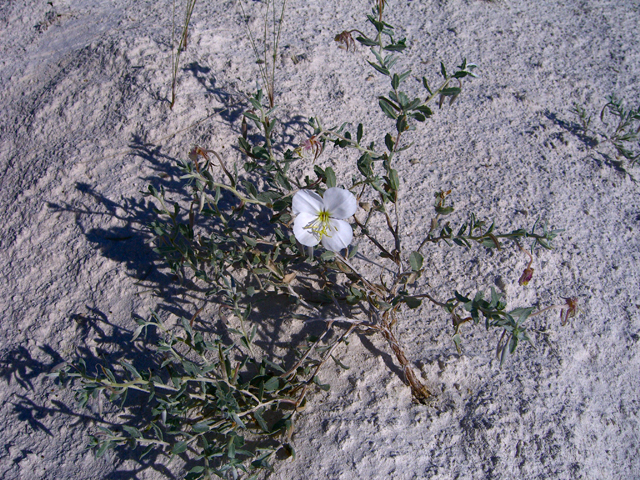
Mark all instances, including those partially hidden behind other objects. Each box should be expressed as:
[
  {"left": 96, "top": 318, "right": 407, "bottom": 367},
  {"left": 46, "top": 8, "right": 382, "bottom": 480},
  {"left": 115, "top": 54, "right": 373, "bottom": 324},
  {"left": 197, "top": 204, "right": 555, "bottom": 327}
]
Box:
[{"left": 1, "top": 0, "right": 639, "bottom": 478}]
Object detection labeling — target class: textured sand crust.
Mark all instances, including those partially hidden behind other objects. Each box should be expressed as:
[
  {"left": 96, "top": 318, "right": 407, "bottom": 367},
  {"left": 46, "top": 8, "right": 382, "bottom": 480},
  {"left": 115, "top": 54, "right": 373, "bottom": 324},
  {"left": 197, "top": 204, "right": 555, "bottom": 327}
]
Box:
[{"left": 1, "top": 0, "right": 639, "bottom": 478}]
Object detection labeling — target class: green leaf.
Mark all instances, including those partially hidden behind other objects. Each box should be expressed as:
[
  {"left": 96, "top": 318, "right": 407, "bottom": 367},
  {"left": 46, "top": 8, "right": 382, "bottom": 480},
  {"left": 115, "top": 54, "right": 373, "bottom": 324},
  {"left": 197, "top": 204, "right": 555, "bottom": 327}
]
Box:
[
  {"left": 270, "top": 416, "right": 292, "bottom": 435},
  {"left": 313, "top": 376, "right": 330, "bottom": 391},
  {"left": 101, "top": 366, "right": 116, "bottom": 384},
  {"left": 368, "top": 61, "right": 390, "bottom": 76},
  {"left": 409, "top": 252, "right": 423, "bottom": 271},
  {"left": 227, "top": 436, "right": 236, "bottom": 459},
  {"left": 131, "top": 325, "right": 145, "bottom": 342},
  {"left": 422, "top": 77, "right": 433, "bottom": 95},
  {"left": 391, "top": 73, "right": 400, "bottom": 90},
  {"left": 397, "top": 91, "right": 410, "bottom": 108},
  {"left": 230, "top": 413, "right": 246, "bottom": 430},
  {"left": 345, "top": 295, "right": 360, "bottom": 305},
  {"left": 256, "top": 190, "right": 281, "bottom": 203},
  {"left": 140, "top": 444, "right": 154, "bottom": 460},
  {"left": 372, "top": 48, "right": 385, "bottom": 66},
  {"left": 435, "top": 206, "right": 454, "bottom": 215},
  {"left": 440, "top": 62, "right": 447, "bottom": 79},
  {"left": 378, "top": 301, "right": 393, "bottom": 311},
  {"left": 325, "top": 167, "right": 336, "bottom": 188},
  {"left": 96, "top": 441, "right": 112, "bottom": 458},
  {"left": 385, "top": 133, "right": 395, "bottom": 152},
  {"left": 356, "top": 36, "right": 378, "bottom": 46},
  {"left": 263, "top": 377, "right": 279, "bottom": 392},
  {"left": 509, "top": 334, "right": 518, "bottom": 354},
  {"left": 263, "top": 359, "right": 286, "bottom": 373},
  {"left": 455, "top": 291, "right": 470, "bottom": 303},
  {"left": 357, "top": 123, "right": 363, "bottom": 143},
  {"left": 404, "top": 296, "right": 422, "bottom": 309},
  {"left": 275, "top": 172, "right": 292, "bottom": 190},
  {"left": 331, "top": 355, "right": 350, "bottom": 370},
  {"left": 244, "top": 111, "right": 261, "bottom": 125},
  {"left": 249, "top": 96, "right": 263, "bottom": 110},
  {"left": 489, "top": 287, "right": 501, "bottom": 308},
  {"left": 379, "top": 97, "right": 399, "bottom": 119},
  {"left": 122, "top": 425, "right": 142, "bottom": 438},
  {"left": 389, "top": 169, "right": 400, "bottom": 191},
  {"left": 399, "top": 70, "right": 412, "bottom": 82},
  {"left": 243, "top": 235, "right": 257, "bottom": 247},
  {"left": 349, "top": 286, "right": 364, "bottom": 299},
  {"left": 253, "top": 408, "right": 269, "bottom": 432},
  {"left": 251, "top": 453, "right": 273, "bottom": 471},
  {"left": 405, "top": 98, "right": 422, "bottom": 112},
  {"left": 480, "top": 236, "right": 500, "bottom": 248},
  {"left": 452, "top": 333, "right": 462, "bottom": 354},
  {"left": 357, "top": 153, "right": 373, "bottom": 177},
  {"left": 396, "top": 115, "right": 408, "bottom": 133},
  {"left": 238, "top": 136, "right": 252, "bottom": 154},
  {"left": 416, "top": 105, "right": 433, "bottom": 117},
  {"left": 250, "top": 147, "right": 269, "bottom": 162},
  {"left": 172, "top": 441, "right": 189, "bottom": 455},
  {"left": 346, "top": 285, "right": 364, "bottom": 305},
  {"left": 185, "top": 466, "right": 206, "bottom": 480},
  {"left": 440, "top": 87, "right": 461, "bottom": 97},
  {"left": 510, "top": 307, "right": 534, "bottom": 325},
  {"left": 121, "top": 361, "right": 142, "bottom": 379},
  {"left": 383, "top": 40, "right": 407, "bottom": 52},
  {"left": 385, "top": 54, "right": 398, "bottom": 70},
  {"left": 192, "top": 423, "right": 210, "bottom": 433},
  {"left": 320, "top": 250, "right": 335, "bottom": 261}
]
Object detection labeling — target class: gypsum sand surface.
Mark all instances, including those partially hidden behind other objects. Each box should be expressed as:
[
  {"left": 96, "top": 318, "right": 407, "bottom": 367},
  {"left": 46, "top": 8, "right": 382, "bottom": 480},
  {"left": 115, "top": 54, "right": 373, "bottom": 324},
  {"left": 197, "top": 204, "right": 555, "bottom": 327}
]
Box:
[{"left": 0, "top": 0, "right": 639, "bottom": 478}]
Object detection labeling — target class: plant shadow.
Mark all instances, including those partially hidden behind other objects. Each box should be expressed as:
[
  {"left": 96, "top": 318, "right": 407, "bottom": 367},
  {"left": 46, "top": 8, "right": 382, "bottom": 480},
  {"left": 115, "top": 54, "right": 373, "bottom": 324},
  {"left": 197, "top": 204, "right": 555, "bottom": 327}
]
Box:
[
  {"left": 22, "top": 68, "right": 409, "bottom": 476},
  {"left": 543, "top": 110, "right": 632, "bottom": 177},
  {"left": 4, "top": 303, "right": 187, "bottom": 478},
  {"left": 543, "top": 110, "right": 598, "bottom": 149},
  {"left": 184, "top": 61, "right": 311, "bottom": 151}
]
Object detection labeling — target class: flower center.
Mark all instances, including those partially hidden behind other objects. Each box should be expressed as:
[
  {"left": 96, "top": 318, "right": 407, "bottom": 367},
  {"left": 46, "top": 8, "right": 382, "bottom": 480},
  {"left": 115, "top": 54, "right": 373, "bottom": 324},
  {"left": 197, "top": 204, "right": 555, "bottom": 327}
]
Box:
[{"left": 305, "top": 210, "right": 334, "bottom": 240}]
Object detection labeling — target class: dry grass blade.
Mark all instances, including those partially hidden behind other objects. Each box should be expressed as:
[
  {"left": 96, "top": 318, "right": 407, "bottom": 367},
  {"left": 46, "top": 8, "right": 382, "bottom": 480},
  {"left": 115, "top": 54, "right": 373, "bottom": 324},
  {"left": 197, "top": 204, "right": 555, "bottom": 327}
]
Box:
[{"left": 170, "top": 0, "right": 198, "bottom": 109}]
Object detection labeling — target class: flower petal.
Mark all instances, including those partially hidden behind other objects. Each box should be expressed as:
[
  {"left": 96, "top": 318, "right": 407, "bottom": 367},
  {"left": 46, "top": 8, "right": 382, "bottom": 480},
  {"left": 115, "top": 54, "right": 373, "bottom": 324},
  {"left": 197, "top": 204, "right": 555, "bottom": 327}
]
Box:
[
  {"left": 323, "top": 187, "right": 357, "bottom": 219},
  {"left": 293, "top": 211, "right": 320, "bottom": 247},
  {"left": 321, "top": 219, "right": 353, "bottom": 252},
  {"left": 292, "top": 190, "right": 323, "bottom": 215}
]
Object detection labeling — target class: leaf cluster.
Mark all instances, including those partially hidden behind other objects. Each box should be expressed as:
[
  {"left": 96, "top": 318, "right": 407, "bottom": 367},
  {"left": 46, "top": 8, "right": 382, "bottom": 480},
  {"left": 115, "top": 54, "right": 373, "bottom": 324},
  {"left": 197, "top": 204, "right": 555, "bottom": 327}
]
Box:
[
  {"left": 447, "top": 289, "right": 534, "bottom": 365},
  {"left": 571, "top": 94, "right": 640, "bottom": 166},
  {"left": 54, "top": 312, "right": 349, "bottom": 479}
]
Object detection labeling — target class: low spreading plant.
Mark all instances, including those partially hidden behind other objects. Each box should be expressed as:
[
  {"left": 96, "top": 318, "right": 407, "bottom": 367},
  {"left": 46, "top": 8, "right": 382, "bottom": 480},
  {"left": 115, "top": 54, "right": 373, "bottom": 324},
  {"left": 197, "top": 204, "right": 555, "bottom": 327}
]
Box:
[
  {"left": 571, "top": 94, "right": 640, "bottom": 168},
  {"left": 53, "top": 1, "right": 577, "bottom": 478}
]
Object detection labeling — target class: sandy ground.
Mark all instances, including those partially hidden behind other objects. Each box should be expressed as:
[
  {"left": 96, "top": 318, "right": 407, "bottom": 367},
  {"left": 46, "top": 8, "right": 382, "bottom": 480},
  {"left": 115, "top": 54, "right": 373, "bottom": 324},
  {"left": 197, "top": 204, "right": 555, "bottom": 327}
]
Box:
[{"left": 1, "top": 0, "right": 639, "bottom": 478}]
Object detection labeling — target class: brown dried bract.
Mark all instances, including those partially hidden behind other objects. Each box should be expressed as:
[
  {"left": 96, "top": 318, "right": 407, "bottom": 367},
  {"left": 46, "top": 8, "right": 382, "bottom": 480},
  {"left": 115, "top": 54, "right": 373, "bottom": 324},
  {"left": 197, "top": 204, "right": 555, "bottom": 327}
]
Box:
[
  {"left": 561, "top": 297, "right": 578, "bottom": 326},
  {"left": 335, "top": 31, "right": 356, "bottom": 52},
  {"left": 296, "top": 135, "right": 324, "bottom": 161}
]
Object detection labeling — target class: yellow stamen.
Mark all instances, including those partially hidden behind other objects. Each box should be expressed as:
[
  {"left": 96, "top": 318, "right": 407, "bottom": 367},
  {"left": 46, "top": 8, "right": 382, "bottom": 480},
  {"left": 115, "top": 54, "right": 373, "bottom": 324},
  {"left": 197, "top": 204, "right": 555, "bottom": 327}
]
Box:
[{"left": 304, "top": 210, "right": 335, "bottom": 240}]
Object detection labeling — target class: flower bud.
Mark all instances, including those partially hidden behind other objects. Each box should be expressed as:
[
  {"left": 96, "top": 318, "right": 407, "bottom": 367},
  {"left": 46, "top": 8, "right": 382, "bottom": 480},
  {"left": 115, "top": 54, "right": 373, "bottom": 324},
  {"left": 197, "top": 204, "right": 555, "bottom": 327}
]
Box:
[{"left": 518, "top": 267, "right": 534, "bottom": 286}]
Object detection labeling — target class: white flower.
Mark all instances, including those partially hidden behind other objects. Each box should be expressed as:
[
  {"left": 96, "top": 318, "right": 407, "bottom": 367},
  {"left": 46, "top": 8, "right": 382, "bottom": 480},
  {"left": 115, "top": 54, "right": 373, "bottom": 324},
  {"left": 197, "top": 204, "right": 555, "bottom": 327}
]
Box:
[{"left": 292, "top": 187, "right": 357, "bottom": 252}]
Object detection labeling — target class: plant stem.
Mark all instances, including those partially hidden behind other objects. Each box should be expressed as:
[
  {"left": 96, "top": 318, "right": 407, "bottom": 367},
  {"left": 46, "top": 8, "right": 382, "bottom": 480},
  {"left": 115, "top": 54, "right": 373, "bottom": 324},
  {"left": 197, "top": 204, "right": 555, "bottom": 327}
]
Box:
[
  {"left": 379, "top": 316, "right": 431, "bottom": 402},
  {"left": 318, "top": 129, "right": 379, "bottom": 156}
]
